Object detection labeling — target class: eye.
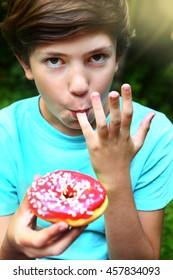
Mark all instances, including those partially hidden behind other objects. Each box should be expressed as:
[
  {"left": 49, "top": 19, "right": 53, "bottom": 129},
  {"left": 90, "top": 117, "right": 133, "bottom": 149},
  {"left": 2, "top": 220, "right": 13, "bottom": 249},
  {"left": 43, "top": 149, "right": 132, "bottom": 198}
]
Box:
[
  {"left": 46, "top": 58, "right": 63, "bottom": 68},
  {"left": 90, "top": 54, "right": 108, "bottom": 64}
]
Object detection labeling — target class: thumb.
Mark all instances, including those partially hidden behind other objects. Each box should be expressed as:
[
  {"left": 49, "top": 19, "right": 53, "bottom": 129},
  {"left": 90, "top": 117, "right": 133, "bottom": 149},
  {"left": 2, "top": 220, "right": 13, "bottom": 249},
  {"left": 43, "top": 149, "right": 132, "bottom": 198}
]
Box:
[
  {"left": 33, "top": 174, "right": 42, "bottom": 181},
  {"left": 17, "top": 189, "right": 37, "bottom": 229},
  {"left": 132, "top": 112, "right": 155, "bottom": 153}
]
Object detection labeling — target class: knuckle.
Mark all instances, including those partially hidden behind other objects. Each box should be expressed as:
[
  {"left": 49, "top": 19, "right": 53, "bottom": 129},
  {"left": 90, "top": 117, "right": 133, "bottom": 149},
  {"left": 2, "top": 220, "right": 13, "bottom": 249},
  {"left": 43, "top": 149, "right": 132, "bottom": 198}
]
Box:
[
  {"left": 110, "top": 118, "right": 121, "bottom": 127},
  {"left": 28, "top": 236, "right": 44, "bottom": 249},
  {"left": 136, "top": 142, "right": 143, "bottom": 151},
  {"left": 90, "top": 143, "right": 99, "bottom": 152},
  {"left": 98, "top": 122, "right": 107, "bottom": 130},
  {"left": 29, "top": 239, "right": 40, "bottom": 248},
  {"left": 51, "top": 247, "right": 63, "bottom": 256},
  {"left": 125, "top": 108, "right": 133, "bottom": 118}
]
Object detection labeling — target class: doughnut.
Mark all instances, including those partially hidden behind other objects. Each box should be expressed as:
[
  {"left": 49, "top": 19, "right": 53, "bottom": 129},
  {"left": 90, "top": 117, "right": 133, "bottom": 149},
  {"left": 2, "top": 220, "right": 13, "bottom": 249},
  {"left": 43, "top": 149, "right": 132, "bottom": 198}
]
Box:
[{"left": 27, "top": 170, "right": 108, "bottom": 227}]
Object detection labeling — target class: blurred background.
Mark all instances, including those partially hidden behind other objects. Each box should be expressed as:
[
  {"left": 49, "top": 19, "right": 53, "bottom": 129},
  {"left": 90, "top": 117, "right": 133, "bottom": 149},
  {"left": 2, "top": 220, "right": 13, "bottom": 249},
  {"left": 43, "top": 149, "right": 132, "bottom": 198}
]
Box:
[
  {"left": 115, "top": 0, "right": 173, "bottom": 122},
  {"left": 0, "top": 0, "right": 173, "bottom": 259}
]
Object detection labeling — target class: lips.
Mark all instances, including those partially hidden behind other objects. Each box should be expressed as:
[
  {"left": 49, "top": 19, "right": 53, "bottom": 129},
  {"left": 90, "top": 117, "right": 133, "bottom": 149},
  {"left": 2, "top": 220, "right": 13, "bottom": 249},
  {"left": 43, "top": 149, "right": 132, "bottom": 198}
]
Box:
[{"left": 71, "top": 108, "right": 91, "bottom": 118}]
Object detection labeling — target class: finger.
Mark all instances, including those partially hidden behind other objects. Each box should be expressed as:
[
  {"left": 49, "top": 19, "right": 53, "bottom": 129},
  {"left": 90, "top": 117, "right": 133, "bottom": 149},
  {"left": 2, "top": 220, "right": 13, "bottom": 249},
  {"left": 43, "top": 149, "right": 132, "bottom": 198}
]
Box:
[
  {"left": 25, "top": 224, "right": 86, "bottom": 258},
  {"left": 108, "top": 91, "right": 121, "bottom": 137},
  {"left": 47, "top": 225, "right": 87, "bottom": 256},
  {"left": 17, "top": 192, "right": 37, "bottom": 229},
  {"left": 90, "top": 92, "right": 108, "bottom": 138},
  {"left": 132, "top": 112, "right": 156, "bottom": 152},
  {"left": 34, "top": 174, "right": 42, "bottom": 181},
  {"left": 24, "top": 221, "right": 69, "bottom": 248},
  {"left": 121, "top": 84, "right": 133, "bottom": 132},
  {"left": 77, "top": 112, "right": 94, "bottom": 141}
]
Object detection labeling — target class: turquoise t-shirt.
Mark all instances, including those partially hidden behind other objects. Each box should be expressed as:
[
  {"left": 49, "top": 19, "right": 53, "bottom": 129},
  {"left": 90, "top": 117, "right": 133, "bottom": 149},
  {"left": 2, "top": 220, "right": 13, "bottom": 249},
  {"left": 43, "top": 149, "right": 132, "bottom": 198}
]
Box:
[{"left": 0, "top": 96, "right": 173, "bottom": 259}]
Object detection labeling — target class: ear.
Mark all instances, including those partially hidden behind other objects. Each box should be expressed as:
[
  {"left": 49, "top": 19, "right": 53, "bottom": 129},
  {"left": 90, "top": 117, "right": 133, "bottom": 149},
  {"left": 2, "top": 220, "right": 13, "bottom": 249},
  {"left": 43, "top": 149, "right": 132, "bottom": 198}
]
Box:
[
  {"left": 16, "top": 56, "right": 34, "bottom": 80},
  {"left": 115, "top": 57, "right": 120, "bottom": 73}
]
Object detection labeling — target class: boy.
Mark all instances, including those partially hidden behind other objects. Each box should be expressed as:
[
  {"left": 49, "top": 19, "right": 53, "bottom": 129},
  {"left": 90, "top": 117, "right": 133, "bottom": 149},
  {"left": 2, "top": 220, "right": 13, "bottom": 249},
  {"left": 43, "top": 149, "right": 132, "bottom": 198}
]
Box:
[{"left": 0, "top": 0, "right": 173, "bottom": 260}]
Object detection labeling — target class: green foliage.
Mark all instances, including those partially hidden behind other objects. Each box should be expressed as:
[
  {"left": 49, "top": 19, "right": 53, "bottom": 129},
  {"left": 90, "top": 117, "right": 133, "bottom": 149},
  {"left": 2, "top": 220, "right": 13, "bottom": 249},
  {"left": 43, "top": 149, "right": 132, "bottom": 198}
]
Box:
[
  {"left": 0, "top": 29, "right": 37, "bottom": 108},
  {"left": 161, "top": 200, "right": 173, "bottom": 259},
  {"left": 0, "top": 61, "right": 37, "bottom": 109}
]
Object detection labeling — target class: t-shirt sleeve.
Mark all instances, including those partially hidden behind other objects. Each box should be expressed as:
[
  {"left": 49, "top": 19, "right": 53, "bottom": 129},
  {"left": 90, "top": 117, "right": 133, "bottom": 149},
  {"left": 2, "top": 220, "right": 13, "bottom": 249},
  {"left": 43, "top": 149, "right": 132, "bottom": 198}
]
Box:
[
  {"left": 0, "top": 110, "right": 20, "bottom": 215},
  {"left": 132, "top": 112, "right": 173, "bottom": 211}
]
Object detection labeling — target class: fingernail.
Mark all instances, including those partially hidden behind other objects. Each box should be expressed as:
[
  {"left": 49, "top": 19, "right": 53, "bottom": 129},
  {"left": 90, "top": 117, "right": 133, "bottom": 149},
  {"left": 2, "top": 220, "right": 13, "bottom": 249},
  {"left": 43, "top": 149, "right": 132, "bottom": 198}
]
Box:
[
  {"left": 109, "top": 91, "right": 119, "bottom": 98},
  {"left": 122, "top": 84, "right": 131, "bottom": 92},
  {"left": 34, "top": 174, "right": 42, "bottom": 181},
  {"left": 148, "top": 112, "right": 156, "bottom": 121},
  {"left": 57, "top": 222, "right": 69, "bottom": 232},
  {"left": 58, "top": 226, "right": 68, "bottom": 232},
  {"left": 91, "top": 92, "right": 100, "bottom": 100}
]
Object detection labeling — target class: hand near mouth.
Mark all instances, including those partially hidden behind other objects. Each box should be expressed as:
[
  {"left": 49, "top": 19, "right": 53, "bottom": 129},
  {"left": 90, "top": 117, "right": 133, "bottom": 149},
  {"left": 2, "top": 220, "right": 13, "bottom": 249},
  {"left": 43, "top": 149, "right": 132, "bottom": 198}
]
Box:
[{"left": 77, "top": 84, "right": 155, "bottom": 187}]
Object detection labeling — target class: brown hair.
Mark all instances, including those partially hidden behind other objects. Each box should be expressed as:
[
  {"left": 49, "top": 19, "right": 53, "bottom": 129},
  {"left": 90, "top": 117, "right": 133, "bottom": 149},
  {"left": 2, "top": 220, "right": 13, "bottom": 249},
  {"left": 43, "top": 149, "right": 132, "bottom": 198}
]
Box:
[{"left": 1, "top": 0, "right": 132, "bottom": 64}]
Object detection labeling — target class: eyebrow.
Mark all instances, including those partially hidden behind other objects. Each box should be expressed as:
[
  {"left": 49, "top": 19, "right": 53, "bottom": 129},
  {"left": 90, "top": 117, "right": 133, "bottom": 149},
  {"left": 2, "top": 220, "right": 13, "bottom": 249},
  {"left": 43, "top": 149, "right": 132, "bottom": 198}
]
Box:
[
  {"left": 38, "top": 46, "right": 114, "bottom": 57},
  {"left": 85, "top": 46, "right": 114, "bottom": 55}
]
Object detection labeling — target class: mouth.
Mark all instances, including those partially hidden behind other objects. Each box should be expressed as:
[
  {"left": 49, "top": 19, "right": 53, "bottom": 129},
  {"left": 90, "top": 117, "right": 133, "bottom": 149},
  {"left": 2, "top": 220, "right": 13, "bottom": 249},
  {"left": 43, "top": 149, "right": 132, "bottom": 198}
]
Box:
[{"left": 71, "top": 108, "right": 91, "bottom": 119}]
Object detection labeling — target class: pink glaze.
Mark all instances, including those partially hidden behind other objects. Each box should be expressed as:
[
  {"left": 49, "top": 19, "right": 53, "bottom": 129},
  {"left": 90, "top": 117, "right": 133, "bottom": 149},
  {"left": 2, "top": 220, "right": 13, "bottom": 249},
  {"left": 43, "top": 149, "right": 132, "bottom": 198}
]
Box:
[{"left": 27, "top": 170, "right": 106, "bottom": 220}]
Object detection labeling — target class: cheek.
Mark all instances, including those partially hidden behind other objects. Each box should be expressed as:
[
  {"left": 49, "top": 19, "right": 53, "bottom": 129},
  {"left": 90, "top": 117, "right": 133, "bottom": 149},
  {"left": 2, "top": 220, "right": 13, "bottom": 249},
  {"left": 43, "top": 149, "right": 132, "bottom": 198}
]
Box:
[
  {"left": 97, "top": 70, "right": 115, "bottom": 93},
  {"left": 102, "top": 64, "right": 115, "bottom": 84},
  {"left": 34, "top": 72, "right": 66, "bottom": 100},
  {"left": 34, "top": 76, "right": 56, "bottom": 98},
  {"left": 96, "top": 69, "right": 115, "bottom": 104}
]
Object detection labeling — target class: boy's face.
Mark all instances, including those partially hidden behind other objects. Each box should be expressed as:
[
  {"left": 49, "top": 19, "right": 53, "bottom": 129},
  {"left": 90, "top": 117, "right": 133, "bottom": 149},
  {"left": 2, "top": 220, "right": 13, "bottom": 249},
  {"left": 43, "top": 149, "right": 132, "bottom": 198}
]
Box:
[{"left": 21, "top": 31, "right": 119, "bottom": 136}]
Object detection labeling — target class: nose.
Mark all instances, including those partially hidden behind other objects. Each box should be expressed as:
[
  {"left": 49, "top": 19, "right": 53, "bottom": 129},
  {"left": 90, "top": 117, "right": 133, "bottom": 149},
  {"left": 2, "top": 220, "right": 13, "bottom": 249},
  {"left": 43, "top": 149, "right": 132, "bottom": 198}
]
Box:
[{"left": 68, "top": 65, "right": 89, "bottom": 96}]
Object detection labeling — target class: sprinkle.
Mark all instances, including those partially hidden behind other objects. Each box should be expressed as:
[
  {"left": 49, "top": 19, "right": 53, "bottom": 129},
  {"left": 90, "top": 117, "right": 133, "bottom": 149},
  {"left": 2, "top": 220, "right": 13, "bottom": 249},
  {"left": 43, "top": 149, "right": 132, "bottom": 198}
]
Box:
[
  {"left": 86, "top": 211, "right": 93, "bottom": 216},
  {"left": 28, "top": 170, "right": 106, "bottom": 220}
]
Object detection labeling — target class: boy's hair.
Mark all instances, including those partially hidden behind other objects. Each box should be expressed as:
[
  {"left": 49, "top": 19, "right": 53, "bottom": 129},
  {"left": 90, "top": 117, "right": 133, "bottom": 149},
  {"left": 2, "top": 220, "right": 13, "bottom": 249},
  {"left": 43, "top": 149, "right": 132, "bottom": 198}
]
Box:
[{"left": 1, "top": 0, "right": 132, "bottom": 65}]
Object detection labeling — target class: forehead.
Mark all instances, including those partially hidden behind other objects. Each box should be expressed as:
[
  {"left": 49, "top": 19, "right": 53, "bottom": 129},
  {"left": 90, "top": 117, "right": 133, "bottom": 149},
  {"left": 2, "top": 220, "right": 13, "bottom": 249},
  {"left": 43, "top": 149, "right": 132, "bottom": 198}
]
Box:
[{"left": 32, "top": 31, "right": 116, "bottom": 57}]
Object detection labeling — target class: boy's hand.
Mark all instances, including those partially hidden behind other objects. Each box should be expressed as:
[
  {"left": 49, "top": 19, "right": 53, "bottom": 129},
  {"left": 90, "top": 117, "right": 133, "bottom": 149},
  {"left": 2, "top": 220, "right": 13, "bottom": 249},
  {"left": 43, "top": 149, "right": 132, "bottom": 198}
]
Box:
[
  {"left": 2, "top": 192, "right": 86, "bottom": 259},
  {"left": 77, "top": 84, "right": 155, "bottom": 187}
]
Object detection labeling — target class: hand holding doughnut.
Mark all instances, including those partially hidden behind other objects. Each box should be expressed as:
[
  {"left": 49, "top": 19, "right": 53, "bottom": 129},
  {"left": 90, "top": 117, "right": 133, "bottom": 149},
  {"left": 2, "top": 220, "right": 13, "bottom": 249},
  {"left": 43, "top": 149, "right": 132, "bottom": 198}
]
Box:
[{"left": 1, "top": 193, "right": 87, "bottom": 259}]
